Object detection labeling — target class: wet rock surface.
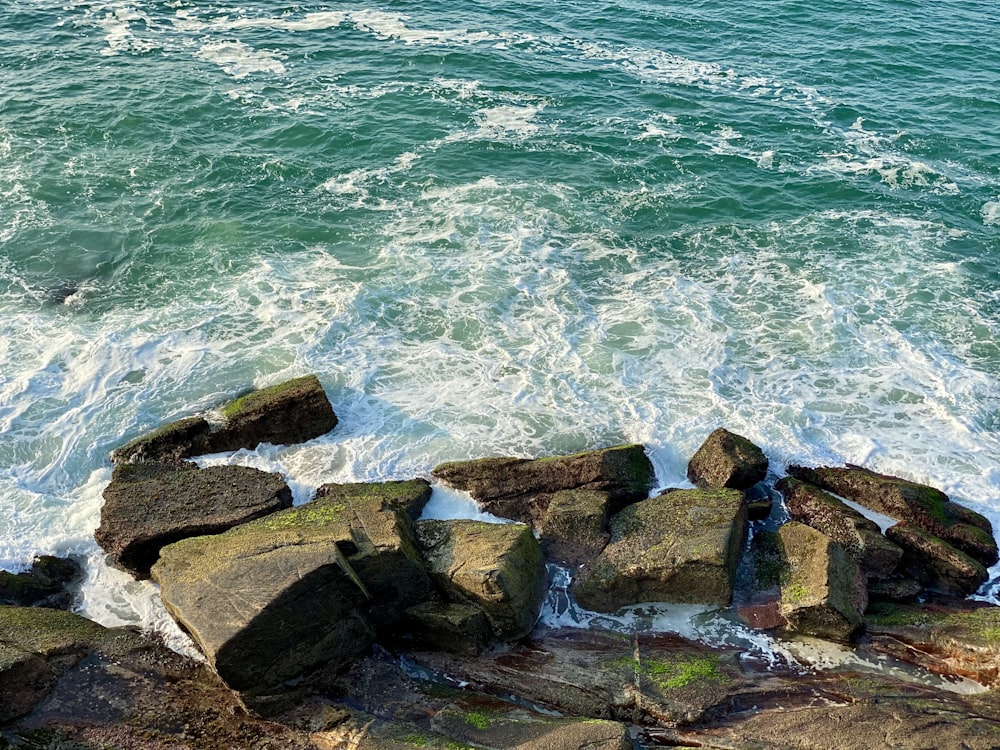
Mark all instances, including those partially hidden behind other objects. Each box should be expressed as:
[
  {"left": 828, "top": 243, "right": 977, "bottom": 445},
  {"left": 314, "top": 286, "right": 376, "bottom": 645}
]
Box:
[
  {"left": 0, "top": 556, "right": 82, "bottom": 610},
  {"left": 95, "top": 461, "right": 293, "bottom": 579},
  {"left": 431, "top": 444, "right": 654, "bottom": 526},
  {"left": 687, "top": 428, "right": 769, "bottom": 491},
  {"left": 571, "top": 488, "right": 747, "bottom": 611},
  {"left": 110, "top": 374, "right": 338, "bottom": 465}
]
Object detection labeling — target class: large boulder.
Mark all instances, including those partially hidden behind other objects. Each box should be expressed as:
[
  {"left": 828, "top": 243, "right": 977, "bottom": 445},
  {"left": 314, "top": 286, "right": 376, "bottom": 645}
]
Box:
[
  {"left": 0, "top": 555, "right": 82, "bottom": 609},
  {"left": 776, "top": 476, "right": 902, "bottom": 580},
  {"left": 152, "top": 509, "right": 374, "bottom": 707},
  {"left": 111, "top": 374, "right": 338, "bottom": 464},
  {"left": 431, "top": 444, "right": 654, "bottom": 525},
  {"left": 886, "top": 523, "right": 988, "bottom": 597},
  {"left": 571, "top": 488, "right": 747, "bottom": 612},
  {"left": 687, "top": 428, "right": 768, "bottom": 491},
  {"left": 151, "top": 480, "right": 437, "bottom": 707},
  {"left": 536, "top": 488, "right": 612, "bottom": 566},
  {"left": 414, "top": 519, "right": 546, "bottom": 641},
  {"left": 310, "top": 480, "right": 436, "bottom": 629},
  {"left": 206, "top": 373, "right": 339, "bottom": 453},
  {"left": 776, "top": 522, "right": 867, "bottom": 642},
  {"left": 786, "top": 464, "right": 998, "bottom": 567},
  {"left": 95, "top": 461, "right": 293, "bottom": 579}
]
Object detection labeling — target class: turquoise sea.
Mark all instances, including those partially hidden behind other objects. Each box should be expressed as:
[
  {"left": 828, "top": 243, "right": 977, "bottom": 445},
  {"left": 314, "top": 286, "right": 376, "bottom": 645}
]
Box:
[{"left": 2, "top": 0, "right": 1000, "bottom": 641}]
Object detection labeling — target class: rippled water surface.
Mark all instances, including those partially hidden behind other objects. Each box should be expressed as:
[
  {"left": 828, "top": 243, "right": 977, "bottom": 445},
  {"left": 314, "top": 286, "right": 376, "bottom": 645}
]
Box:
[{"left": 2, "top": 0, "right": 999, "bottom": 641}]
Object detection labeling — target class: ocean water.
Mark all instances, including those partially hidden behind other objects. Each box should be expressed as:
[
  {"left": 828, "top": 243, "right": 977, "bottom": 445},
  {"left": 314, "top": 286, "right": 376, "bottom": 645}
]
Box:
[{"left": 2, "top": 0, "right": 1000, "bottom": 649}]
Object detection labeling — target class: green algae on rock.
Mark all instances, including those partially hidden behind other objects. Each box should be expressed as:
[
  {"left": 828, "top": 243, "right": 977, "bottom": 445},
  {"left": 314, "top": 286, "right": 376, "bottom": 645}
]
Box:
[
  {"left": 571, "top": 488, "right": 747, "bottom": 611},
  {"left": 687, "top": 428, "right": 769, "bottom": 490}
]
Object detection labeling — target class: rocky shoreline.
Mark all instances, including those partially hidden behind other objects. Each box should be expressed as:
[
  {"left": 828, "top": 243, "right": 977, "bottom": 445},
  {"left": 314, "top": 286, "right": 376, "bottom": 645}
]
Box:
[{"left": 3, "top": 374, "right": 1000, "bottom": 748}]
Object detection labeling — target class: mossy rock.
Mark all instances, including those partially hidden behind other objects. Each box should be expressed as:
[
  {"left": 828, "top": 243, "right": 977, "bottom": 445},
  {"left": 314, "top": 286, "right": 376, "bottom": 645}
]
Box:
[
  {"left": 429, "top": 705, "right": 631, "bottom": 750},
  {"left": 536, "top": 488, "right": 611, "bottom": 566},
  {"left": 109, "top": 415, "right": 213, "bottom": 465},
  {"left": 0, "top": 556, "right": 82, "bottom": 609},
  {"left": 776, "top": 476, "right": 902, "bottom": 580},
  {"left": 776, "top": 522, "right": 866, "bottom": 642},
  {"left": 414, "top": 520, "right": 546, "bottom": 641},
  {"left": 886, "top": 524, "right": 987, "bottom": 597},
  {"left": 687, "top": 427, "right": 768, "bottom": 490},
  {"left": 786, "top": 464, "right": 998, "bottom": 567},
  {"left": 431, "top": 444, "right": 654, "bottom": 526},
  {"left": 571, "top": 488, "right": 747, "bottom": 611}
]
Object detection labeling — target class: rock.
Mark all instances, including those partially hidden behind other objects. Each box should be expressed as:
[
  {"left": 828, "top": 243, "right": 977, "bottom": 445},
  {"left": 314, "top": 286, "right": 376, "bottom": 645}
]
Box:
[
  {"left": 207, "top": 373, "right": 339, "bottom": 452},
  {"left": 414, "top": 520, "right": 546, "bottom": 641},
  {"left": 571, "top": 488, "right": 747, "bottom": 612},
  {"left": 776, "top": 476, "right": 903, "bottom": 579},
  {"left": 398, "top": 602, "right": 494, "bottom": 656},
  {"left": 777, "top": 522, "right": 867, "bottom": 642},
  {"left": 0, "top": 555, "right": 83, "bottom": 609},
  {"left": 310, "top": 480, "right": 436, "bottom": 630},
  {"left": 431, "top": 444, "right": 654, "bottom": 526},
  {"left": 744, "top": 482, "right": 775, "bottom": 521},
  {"left": 110, "top": 374, "right": 338, "bottom": 465},
  {"left": 0, "top": 606, "right": 318, "bottom": 748},
  {"left": 786, "top": 464, "right": 998, "bottom": 567},
  {"left": 865, "top": 600, "right": 1000, "bottom": 688},
  {"left": 151, "top": 501, "right": 377, "bottom": 708},
  {"left": 886, "top": 523, "right": 988, "bottom": 597},
  {"left": 430, "top": 705, "right": 632, "bottom": 750},
  {"left": 687, "top": 428, "right": 768, "bottom": 490},
  {"left": 536, "top": 489, "right": 611, "bottom": 566},
  {"left": 867, "top": 574, "right": 924, "bottom": 603},
  {"left": 109, "top": 415, "right": 213, "bottom": 464},
  {"left": 95, "top": 461, "right": 293, "bottom": 579}
]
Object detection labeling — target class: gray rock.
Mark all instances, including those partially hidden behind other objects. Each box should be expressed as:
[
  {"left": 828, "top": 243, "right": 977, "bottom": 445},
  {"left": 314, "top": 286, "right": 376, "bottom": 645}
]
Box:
[
  {"left": 431, "top": 444, "right": 653, "bottom": 526},
  {"left": 777, "top": 522, "right": 867, "bottom": 642},
  {"left": 687, "top": 428, "right": 768, "bottom": 490},
  {"left": 95, "top": 461, "right": 292, "bottom": 579},
  {"left": 151, "top": 500, "right": 377, "bottom": 706},
  {"left": 399, "top": 602, "right": 494, "bottom": 656},
  {"left": 571, "top": 488, "right": 748, "bottom": 611},
  {"left": 536, "top": 488, "right": 611, "bottom": 566},
  {"left": 414, "top": 519, "right": 546, "bottom": 641}
]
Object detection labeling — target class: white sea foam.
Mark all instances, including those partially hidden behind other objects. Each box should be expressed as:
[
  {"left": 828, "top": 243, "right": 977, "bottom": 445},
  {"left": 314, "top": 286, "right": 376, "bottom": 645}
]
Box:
[
  {"left": 195, "top": 40, "right": 286, "bottom": 78},
  {"left": 982, "top": 199, "right": 1000, "bottom": 226}
]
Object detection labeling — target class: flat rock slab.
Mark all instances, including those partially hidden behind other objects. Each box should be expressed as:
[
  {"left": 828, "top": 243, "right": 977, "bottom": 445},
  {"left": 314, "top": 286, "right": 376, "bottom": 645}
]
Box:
[
  {"left": 687, "top": 428, "right": 769, "bottom": 490},
  {"left": 777, "top": 522, "right": 866, "bottom": 642},
  {"left": 415, "top": 519, "right": 546, "bottom": 641},
  {"left": 776, "top": 477, "right": 902, "bottom": 580},
  {"left": 431, "top": 444, "right": 654, "bottom": 525},
  {"left": 571, "top": 488, "right": 747, "bottom": 612},
  {"left": 95, "top": 461, "right": 292, "bottom": 579},
  {"left": 865, "top": 600, "right": 1000, "bottom": 688},
  {"left": 110, "top": 373, "right": 338, "bottom": 464}
]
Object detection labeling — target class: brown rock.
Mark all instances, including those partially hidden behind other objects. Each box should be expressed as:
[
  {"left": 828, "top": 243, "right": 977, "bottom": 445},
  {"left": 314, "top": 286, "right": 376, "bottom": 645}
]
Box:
[
  {"left": 95, "top": 461, "right": 292, "bottom": 579},
  {"left": 414, "top": 520, "right": 546, "bottom": 641},
  {"left": 886, "top": 523, "right": 988, "bottom": 597},
  {"left": 687, "top": 428, "right": 768, "bottom": 490},
  {"left": 777, "top": 522, "right": 867, "bottom": 642},
  {"left": 571, "top": 488, "right": 747, "bottom": 611},
  {"left": 536, "top": 488, "right": 611, "bottom": 566},
  {"left": 776, "top": 476, "right": 902, "bottom": 579},
  {"left": 431, "top": 444, "right": 653, "bottom": 525}
]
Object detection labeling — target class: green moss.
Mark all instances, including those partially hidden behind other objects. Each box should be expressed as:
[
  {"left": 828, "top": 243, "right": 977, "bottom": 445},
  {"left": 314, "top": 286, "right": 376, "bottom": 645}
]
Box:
[
  {"left": 462, "top": 711, "right": 493, "bottom": 730},
  {"left": 644, "top": 655, "right": 726, "bottom": 689},
  {"left": 602, "top": 653, "right": 727, "bottom": 691},
  {"left": 866, "top": 602, "right": 1000, "bottom": 642},
  {"left": 0, "top": 606, "right": 106, "bottom": 654},
  {"left": 785, "top": 584, "right": 809, "bottom": 603},
  {"left": 252, "top": 499, "right": 348, "bottom": 531},
  {"left": 221, "top": 375, "right": 316, "bottom": 421}
]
